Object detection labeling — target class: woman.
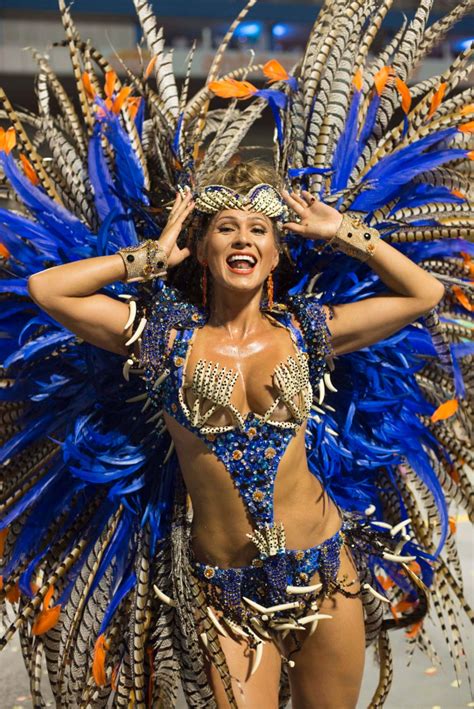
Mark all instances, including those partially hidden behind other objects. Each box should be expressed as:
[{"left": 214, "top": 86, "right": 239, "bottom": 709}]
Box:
[{"left": 27, "top": 160, "right": 445, "bottom": 708}]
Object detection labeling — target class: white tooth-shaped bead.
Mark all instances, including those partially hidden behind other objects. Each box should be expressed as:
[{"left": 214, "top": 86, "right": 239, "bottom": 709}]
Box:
[
  {"left": 242, "top": 597, "right": 269, "bottom": 614},
  {"left": 250, "top": 618, "right": 272, "bottom": 641},
  {"left": 318, "top": 378, "right": 325, "bottom": 404},
  {"left": 365, "top": 504, "right": 376, "bottom": 516},
  {"left": 312, "top": 405, "right": 325, "bottom": 414},
  {"left": 297, "top": 613, "right": 333, "bottom": 625},
  {"left": 264, "top": 601, "right": 301, "bottom": 614},
  {"left": 153, "top": 370, "right": 171, "bottom": 389},
  {"left": 308, "top": 620, "right": 319, "bottom": 636},
  {"left": 146, "top": 411, "right": 163, "bottom": 424},
  {"left": 390, "top": 518, "right": 411, "bottom": 536},
  {"left": 200, "top": 631, "right": 209, "bottom": 650},
  {"left": 126, "top": 392, "right": 148, "bottom": 403},
  {"left": 141, "top": 397, "right": 152, "bottom": 413},
  {"left": 224, "top": 618, "right": 249, "bottom": 640},
  {"left": 122, "top": 358, "right": 134, "bottom": 382},
  {"left": 286, "top": 583, "right": 322, "bottom": 595},
  {"left": 370, "top": 521, "right": 393, "bottom": 530},
  {"left": 125, "top": 317, "right": 147, "bottom": 346},
  {"left": 118, "top": 293, "right": 132, "bottom": 300},
  {"left": 382, "top": 551, "right": 417, "bottom": 562},
  {"left": 123, "top": 299, "right": 137, "bottom": 331},
  {"left": 326, "top": 426, "right": 339, "bottom": 436},
  {"left": 207, "top": 607, "right": 230, "bottom": 638},
  {"left": 249, "top": 641, "right": 263, "bottom": 677},
  {"left": 153, "top": 585, "right": 176, "bottom": 607},
  {"left": 310, "top": 414, "right": 321, "bottom": 423},
  {"left": 163, "top": 439, "right": 175, "bottom": 463},
  {"left": 268, "top": 621, "right": 303, "bottom": 631},
  {"left": 363, "top": 583, "right": 390, "bottom": 603},
  {"left": 323, "top": 371, "right": 337, "bottom": 392}
]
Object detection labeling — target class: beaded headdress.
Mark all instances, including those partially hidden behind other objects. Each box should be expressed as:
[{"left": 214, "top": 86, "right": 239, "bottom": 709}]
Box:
[{"left": 193, "top": 183, "right": 290, "bottom": 224}]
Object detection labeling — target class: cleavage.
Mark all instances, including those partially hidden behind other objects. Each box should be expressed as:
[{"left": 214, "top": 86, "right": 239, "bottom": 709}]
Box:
[{"left": 180, "top": 321, "right": 304, "bottom": 426}]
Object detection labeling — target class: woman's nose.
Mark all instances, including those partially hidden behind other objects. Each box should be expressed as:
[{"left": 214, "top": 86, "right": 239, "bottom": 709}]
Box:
[{"left": 232, "top": 231, "right": 252, "bottom": 246}]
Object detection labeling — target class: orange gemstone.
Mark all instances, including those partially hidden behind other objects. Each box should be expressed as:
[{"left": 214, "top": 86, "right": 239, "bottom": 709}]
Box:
[
  {"left": 295, "top": 551, "right": 304, "bottom": 561},
  {"left": 252, "top": 490, "right": 265, "bottom": 502},
  {"left": 204, "top": 567, "right": 215, "bottom": 579},
  {"left": 247, "top": 427, "right": 257, "bottom": 439},
  {"left": 174, "top": 356, "right": 184, "bottom": 367},
  {"left": 232, "top": 450, "right": 243, "bottom": 460},
  {"left": 264, "top": 447, "right": 276, "bottom": 459}
]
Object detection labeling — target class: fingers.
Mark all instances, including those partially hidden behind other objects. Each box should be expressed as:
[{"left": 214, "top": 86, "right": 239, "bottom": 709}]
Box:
[
  {"left": 282, "top": 189, "right": 305, "bottom": 214},
  {"left": 282, "top": 221, "right": 306, "bottom": 235},
  {"left": 168, "top": 189, "right": 194, "bottom": 224},
  {"left": 301, "top": 190, "right": 317, "bottom": 205}
]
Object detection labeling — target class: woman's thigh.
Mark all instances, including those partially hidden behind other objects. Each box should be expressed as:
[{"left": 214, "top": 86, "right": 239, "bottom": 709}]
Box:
[
  {"left": 282, "top": 543, "right": 366, "bottom": 709},
  {"left": 202, "top": 631, "right": 282, "bottom": 709}
]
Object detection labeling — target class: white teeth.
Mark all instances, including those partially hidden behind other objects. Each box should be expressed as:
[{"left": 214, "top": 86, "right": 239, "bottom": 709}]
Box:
[{"left": 227, "top": 255, "right": 257, "bottom": 267}]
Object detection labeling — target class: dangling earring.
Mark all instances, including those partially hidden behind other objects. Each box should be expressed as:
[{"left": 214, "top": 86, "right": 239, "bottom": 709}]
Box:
[
  {"left": 201, "top": 261, "right": 208, "bottom": 308},
  {"left": 267, "top": 271, "right": 274, "bottom": 310}
]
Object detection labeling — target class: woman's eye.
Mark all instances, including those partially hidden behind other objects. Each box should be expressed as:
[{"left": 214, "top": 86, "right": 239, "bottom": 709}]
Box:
[{"left": 253, "top": 228, "right": 266, "bottom": 234}]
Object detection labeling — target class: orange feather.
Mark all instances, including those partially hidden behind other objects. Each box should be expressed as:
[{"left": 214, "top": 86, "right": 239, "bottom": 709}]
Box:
[
  {"left": 426, "top": 82, "right": 446, "bottom": 121},
  {"left": 105, "top": 70, "right": 117, "bottom": 99},
  {"left": 395, "top": 77, "right": 411, "bottom": 114},
  {"left": 405, "top": 619, "right": 423, "bottom": 638},
  {"left": 0, "top": 528, "right": 8, "bottom": 556},
  {"left": 32, "top": 584, "right": 62, "bottom": 635},
  {"left": 263, "top": 59, "right": 289, "bottom": 83},
  {"left": 127, "top": 96, "right": 142, "bottom": 120},
  {"left": 458, "top": 119, "right": 474, "bottom": 133},
  {"left": 82, "top": 72, "right": 95, "bottom": 100},
  {"left": 353, "top": 68, "right": 363, "bottom": 92},
  {"left": 93, "top": 633, "right": 109, "bottom": 686},
  {"left": 452, "top": 285, "right": 473, "bottom": 311},
  {"left": 431, "top": 398, "right": 458, "bottom": 422},
  {"left": 208, "top": 78, "right": 257, "bottom": 99},
  {"left": 112, "top": 86, "right": 133, "bottom": 114},
  {"left": 6, "top": 582, "right": 20, "bottom": 603},
  {"left": 144, "top": 55, "right": 157, "bottom": 80},
  {"left": 373, "top": 66, "right": 396, "bottom": 96},
  {"left": 19, "top": 154, "right": 40, "bottom": 185},
  {"left": 0, "top": 127, "right": 16, "bottom": 154}
]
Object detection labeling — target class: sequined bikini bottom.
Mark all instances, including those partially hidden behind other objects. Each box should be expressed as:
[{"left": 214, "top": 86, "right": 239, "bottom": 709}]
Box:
[{"left": 191, "top": 518, "right": 357, "bottom": 635}]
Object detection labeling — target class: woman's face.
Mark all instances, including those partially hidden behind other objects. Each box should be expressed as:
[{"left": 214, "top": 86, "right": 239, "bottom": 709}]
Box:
[{"left": 197, "top": 208, "right": 280, "bottom": 294}]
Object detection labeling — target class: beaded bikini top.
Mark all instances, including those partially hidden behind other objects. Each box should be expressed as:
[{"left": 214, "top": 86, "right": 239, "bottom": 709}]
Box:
[{"left": 139, "top": 283, "right": 334, "bottom": 527}]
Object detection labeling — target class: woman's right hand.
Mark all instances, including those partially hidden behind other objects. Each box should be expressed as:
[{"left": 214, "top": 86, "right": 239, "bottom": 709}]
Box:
[{"left": 157, "top": 188, "right": 195, "bottom": 268}]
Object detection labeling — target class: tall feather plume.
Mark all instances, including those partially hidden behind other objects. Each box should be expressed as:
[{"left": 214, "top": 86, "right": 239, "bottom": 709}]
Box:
[{"left": 133, "top": 0, "right": 179, "bottom": 121}]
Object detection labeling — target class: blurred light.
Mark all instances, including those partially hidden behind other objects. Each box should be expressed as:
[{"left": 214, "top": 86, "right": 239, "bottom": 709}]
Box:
[
  {"left": 272, "top": 23, "right": 290, "bottom": 38},
  {"left": 235, "top": 22, "right": 262, "bottom": 39},
  {"left": 453, "top": 38, "right": 474, "bottom": 52}
]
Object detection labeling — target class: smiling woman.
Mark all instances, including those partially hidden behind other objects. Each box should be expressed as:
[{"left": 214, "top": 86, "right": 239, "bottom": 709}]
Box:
[{"left": 0, "top": 2, "right": 472, "bottom": 708}]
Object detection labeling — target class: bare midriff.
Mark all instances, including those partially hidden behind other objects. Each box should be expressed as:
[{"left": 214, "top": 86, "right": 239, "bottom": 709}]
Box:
[{"left": 163, "top": 411, "right": 342, "bottom": 570}]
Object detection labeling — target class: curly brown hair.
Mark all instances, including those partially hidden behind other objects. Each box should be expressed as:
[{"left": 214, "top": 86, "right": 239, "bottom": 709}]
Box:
[{"left": 166, "top": 158, "right": 297, "bottom": 308}]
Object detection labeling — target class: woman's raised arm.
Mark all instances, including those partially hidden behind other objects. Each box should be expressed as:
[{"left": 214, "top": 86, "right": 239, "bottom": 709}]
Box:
[
  {"left": 27, "top": 254, "right": 136, "bottom": 357},
  {"left": 27, "top": 190, "right": 194, "bottom": 358},
  {"left": 282, "top": 190, "right": 445, "bottom": 357}
]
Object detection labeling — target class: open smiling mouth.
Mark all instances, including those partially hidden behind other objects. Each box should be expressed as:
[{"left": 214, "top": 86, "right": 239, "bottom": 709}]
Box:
[{"left": 226, "top": 254, "right": 257, "bottom": 274}]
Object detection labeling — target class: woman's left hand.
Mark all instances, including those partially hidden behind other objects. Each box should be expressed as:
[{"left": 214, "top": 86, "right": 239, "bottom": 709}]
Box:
[{"left": 281, "top": 189, "right": 343, "bottom": 241}]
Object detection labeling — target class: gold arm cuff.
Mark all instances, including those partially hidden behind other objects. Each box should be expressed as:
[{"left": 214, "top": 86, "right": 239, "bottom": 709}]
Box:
[
  {"left": 118, "top": 240, "right": 169, "bottom": 283},
  {"left": 329, "top": 213, "right": 380, "bottom": 262}
]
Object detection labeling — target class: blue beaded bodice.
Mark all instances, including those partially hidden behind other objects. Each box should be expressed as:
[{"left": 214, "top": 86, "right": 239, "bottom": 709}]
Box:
[{"left": 139, "top": 283, "right": 334, "bottom": 529}]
